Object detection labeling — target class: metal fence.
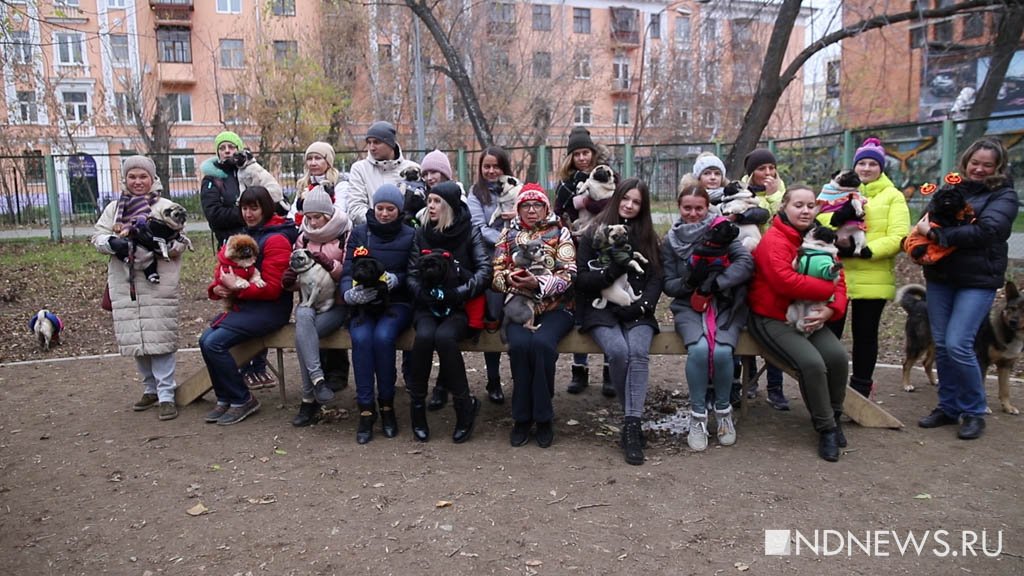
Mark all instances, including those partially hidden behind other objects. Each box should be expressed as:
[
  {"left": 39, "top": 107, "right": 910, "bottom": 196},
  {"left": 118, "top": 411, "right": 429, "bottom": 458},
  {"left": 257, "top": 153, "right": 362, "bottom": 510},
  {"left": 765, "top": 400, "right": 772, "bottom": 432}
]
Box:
[{"left": 2, "top": 113, "right": 1022, "bottom": 228}]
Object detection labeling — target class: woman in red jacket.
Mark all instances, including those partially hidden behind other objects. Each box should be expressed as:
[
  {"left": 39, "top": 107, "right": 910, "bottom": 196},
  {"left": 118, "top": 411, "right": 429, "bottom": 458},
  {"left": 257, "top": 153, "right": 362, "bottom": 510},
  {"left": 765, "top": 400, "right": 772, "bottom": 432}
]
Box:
[{"left": 747, "top": 185, "right": 849, "bottom": 462}]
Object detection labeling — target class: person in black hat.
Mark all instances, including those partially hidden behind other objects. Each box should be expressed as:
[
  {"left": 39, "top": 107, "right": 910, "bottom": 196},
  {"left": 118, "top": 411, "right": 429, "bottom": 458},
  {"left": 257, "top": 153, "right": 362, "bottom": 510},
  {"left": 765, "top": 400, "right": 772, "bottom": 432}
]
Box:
[{"left": 340, "top": 120, "right": 419, "bottom": 227}]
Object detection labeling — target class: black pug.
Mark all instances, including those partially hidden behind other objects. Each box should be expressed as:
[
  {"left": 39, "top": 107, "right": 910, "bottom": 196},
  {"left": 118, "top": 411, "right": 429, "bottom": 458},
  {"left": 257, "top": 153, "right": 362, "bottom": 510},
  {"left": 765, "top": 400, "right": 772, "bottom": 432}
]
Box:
[
  {"left": 417, "top": 248, "right": 460, "bottom": 318},
  {"left": 687, "top": 217, "right": 739, "bottom": 295},
  {"left": 124, "top": 203, "right": 192, "bottom": 284},
  {"left": 350, "top": 254, "right": 389, "bottom": 317},
  {"left": 400, "top": 167, "right": 428, "bottom": 227}
]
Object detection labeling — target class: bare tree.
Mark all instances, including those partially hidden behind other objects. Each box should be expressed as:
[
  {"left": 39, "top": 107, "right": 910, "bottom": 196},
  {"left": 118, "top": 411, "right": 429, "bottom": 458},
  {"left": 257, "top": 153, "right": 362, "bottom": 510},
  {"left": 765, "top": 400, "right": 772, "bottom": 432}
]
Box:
[{"left": 962, "top": 2, "right": 1024, "bottom": 144}]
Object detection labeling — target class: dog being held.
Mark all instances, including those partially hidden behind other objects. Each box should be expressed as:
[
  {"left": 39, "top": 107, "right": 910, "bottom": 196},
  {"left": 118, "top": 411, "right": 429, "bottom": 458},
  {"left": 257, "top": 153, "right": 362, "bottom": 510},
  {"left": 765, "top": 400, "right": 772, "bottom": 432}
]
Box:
[
  {"left": 817, "top": 170, "right": 870, "bottom": 258},
  {"left": 500, "top": 239, "right": 549, "bottom": 342},
  {"left": 717, "top": 181, "right": 763, "bottom": 250},
  {"left": 290, "top": 248, "right": 337, "bottom": 314},
  {"left": 28, "top": 309, "right": 63, "bottom": 351},
  {"left": 686, "top": 217, "right": 740, "bottom": 312},
  {"left": 212, "top": 234, "right": 265, "bottom": 311},
  {"left": 590, "top": 224, "right": 649, "bottom": 309},
  {"left": 903, "top": 175, "right": 976, "bottom": 265},
  {"left": 122, "top": 202, "right": 193, "bottom": 284},
  {"left": 399, "top": 167, "right": 428, "bottom": 227},
  {"left": 572, "top": 165, "right": 617, "bottom": 234},
  {"left": 349, "top": 251, "right": 389, "bottom": 317},
  {"left": 417, "top": 248, "right": 461, "bottom": 318},
  {"left": 896, "top": 283, "right": 935, "bottom": 392},
  {"left": 487, "top": 175, "right": 524, "bottom": 226},
  {"left": 786, "top": 225, "right": 841, "bottom": 333}
]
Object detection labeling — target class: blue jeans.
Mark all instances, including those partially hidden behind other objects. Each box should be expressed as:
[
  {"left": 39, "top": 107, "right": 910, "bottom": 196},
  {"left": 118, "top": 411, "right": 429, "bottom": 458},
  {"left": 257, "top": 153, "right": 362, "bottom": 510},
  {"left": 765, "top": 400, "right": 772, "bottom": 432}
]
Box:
[
  {"left": 199, "top": 325, "right": 256, "bottom": 406},
  {"left": 926, "top": 281, "right": 994, "bottom": 417},
  {"left": 350, "top": 304, "right": 412, "bottom": 406},
  {"left": 507, "top": 309, "right": 574, "bottom": 423},
  {"left": 686, "top": 338, "right": 735, "bottom": 413}
]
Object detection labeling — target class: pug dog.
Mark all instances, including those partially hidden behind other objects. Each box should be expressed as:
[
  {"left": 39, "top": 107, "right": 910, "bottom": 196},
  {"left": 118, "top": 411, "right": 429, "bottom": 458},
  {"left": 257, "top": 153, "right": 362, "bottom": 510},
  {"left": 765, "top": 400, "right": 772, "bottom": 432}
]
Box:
[
  {"left": 214, "top": 234, "right": 265, "bottom": 311},
  {"left": 500, "top": 239, "right": 549, "bottom": 342},
  {"left": 487, "top": 175, "right": 524, "bottom": 226},
  {"left": 573, "top": 165, "right": 617, "bottom": 233},
  {"left": 400, "top": 167, "right": 428, "bottom": 226},
  {"left": 589, "top": 224, "right": 647, "bottom": 310},
  {"left": 290, "top": 248, "right": 337, "bottom": 314},
  {"left": 718, "top": 181, "right": 763, "bottom": 250},
  {"left": 350, "top": 253, "right": 389, "bottom": 316},
  {"left": 818, "top": 170, "right": 869, "bottom": 257},
  {"left": 786, "top": 225, "right": 841, "bottom": 333},
  {"left": 417, "top": 249, "right": 460, "bottom": 318},
  {"left": 122, "top": 202, "right": 193, "bottom": 284}
]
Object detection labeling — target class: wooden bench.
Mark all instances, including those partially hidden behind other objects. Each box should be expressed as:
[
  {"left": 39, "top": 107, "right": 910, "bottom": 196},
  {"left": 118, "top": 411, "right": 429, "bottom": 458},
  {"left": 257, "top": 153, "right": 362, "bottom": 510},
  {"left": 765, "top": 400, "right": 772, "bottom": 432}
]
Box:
[{"left": 177, "top": 324, "right": 903, "bottom": 429}]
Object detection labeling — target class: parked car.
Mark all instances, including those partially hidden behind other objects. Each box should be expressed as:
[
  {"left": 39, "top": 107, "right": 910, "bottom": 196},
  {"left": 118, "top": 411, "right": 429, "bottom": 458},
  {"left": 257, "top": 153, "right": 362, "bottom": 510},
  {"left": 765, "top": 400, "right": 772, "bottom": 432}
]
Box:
[{"left": 929, "top": 72, "right": 957, "bottom": 97}]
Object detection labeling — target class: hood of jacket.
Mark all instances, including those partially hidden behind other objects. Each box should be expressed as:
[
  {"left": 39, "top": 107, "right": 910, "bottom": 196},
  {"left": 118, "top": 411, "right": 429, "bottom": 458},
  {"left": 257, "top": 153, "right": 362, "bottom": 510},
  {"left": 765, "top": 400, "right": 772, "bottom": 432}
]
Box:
[{"left": 201, "top": 157, "right": 234, "bottom": 179}]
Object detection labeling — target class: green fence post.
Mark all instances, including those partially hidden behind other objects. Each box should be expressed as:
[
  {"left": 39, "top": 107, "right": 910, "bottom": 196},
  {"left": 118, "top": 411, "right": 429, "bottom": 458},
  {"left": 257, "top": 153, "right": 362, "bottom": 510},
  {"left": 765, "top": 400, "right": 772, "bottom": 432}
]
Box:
[
  {"left": 714, "top": 142, "right": 722, "bottom": 157},
  {"left": 623, "top": 143, "right": 634, "bottom": 178},
  {"left": 536, "top": 144, "right": 549, "bottom": 191},
  {"left": 940, "top": 119, "right": 957, "bottom": 175},
  {"left": 45, "top": 155, "right": 62, "bottom": 242},
  {"left": 456, "top": 148, "right": 468, "bottom": 186},
  {"left": 767, "top": 139, "right": 776, "bottom": 157},
  {"left": 842, "top": 130, "right": 855, "bottom": 169}
]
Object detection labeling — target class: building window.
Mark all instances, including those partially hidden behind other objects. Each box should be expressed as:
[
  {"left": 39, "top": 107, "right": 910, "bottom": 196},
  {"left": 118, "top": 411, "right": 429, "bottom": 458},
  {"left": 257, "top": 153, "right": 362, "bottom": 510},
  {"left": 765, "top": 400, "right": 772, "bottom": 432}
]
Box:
[
  {"left": 909, "top": 25, "right": 925, "bottom": 49},
  {"left": 274, "top": 40, "right": 298, "bottom": 64},
  {"left": 271, "top": 0, "right": 295, "bottom": 16},
  {"left": 613, "top": 53, "right": 630, "bottom": 90},
  {"left": 114, "top": 92, "right": 136, "bottom": 123},
  {"left": 650, "top": 13, "right": 661, "bottom": 39},
  {"left": 573, "top": 53, "right": 591, "bottom": 79},
  {"left": 613, "top": 100, "right": 630, "bottom": 126},
  {"left": 933, "top": 19, "right": 953, "bottom": 43},
  {"left": 532, "top": 51, "right": 551, "bottom": 79},
  {"left": 157, "top": 27, "right": 191, "bottom": 63},
  {"left": 532, "top": 5, "right": 551, "bottom": 31},
  {"left": 56, "top": 0, "right": 80, "bottom": 6},
  {"left": 490, "top": 49, "right": 512, "bottom": 73},
  {"left": 573, "top": 101, "right": 592, "bottom": 125},
  {"left": 109, "top": 34, "right": 130, "bottom": 66},
  {"left": 702, "top": 110, "right": 716, "bottom": 128},
  {"left": 488, "top": 2, "right": 515, "bottom": 35},
  {"left": 962, "top": 12, "right": 984, "bottom": 39},
  {"left": 675, "top": 15, "right": 691, "bottom": 46},
  {"left": 107, "top": 0, "right": 127, "bottom": 8},
  {"left": 701, "top": 17, "right": 719, "bottom": 44},
  {"left": 217, "top": 0, "right": 241, "bottom": 14},
  {"left": 61, "top": 91, "right": 89, "bottom": 122},
  {"left": 164, "top": 93, "right": 192, "bottom": 123},
  {"left": 573, "top": 8, "right": 591, "bottom": 34},
  {"left": 220, "top": 39, "right": 244, "bottom": 68},
  {"left": 8, "top": 31, "right": 32, "bottom": 64},
  {"left": 169, "top": 150, "right": 196, "bottom": 180},
  {"left": 16, "top": 91, "right": 38, "bottom": 123},
  {"left": 24, "top": 150, "right": 45, "bottom": 183},
  {"left": 222, "top": 93, "right": 247, "bottom": 123},
  {"left": 55, "top": 32, "right": 85, "bottom": 65},
  {"left": 826, "top": 60, "right": 840, "bottom": 98}
]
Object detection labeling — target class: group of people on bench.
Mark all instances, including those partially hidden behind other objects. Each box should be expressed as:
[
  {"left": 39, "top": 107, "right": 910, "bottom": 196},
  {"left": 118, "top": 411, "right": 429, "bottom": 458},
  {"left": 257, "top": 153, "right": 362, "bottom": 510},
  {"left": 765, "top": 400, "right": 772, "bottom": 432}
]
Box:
[{"left": 95, "top": 124, "right": 1016, "bottom": 465}]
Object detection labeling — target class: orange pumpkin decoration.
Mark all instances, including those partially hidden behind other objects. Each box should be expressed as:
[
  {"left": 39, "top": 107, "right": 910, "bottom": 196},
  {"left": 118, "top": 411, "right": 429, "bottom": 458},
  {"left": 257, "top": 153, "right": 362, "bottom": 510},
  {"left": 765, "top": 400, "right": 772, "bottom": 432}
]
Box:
[
  {"left": 944, "top": 172, "right": 962, "bottom": 185},
  {"left": 920, "top": 182, "right": 937, "bottom": 195},
  {"left": 353, "top": 246, "right": 369, "bottom": 257}
]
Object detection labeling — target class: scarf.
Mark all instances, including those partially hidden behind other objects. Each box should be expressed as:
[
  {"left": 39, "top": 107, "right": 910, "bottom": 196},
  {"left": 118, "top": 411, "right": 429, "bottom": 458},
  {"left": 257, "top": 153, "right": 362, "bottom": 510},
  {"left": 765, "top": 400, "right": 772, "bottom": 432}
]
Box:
[
  {"left": 422, "top": 204, "right": 472, "bottom": 249},
  {"left": 115, "top": 190, "right": 159, "bottom": 229},
  {"left": 299, "top": 206, "right": 349, "bottom": 245},
  {"left": 366, "top": 210, "right": 406, "bottom": 242}
]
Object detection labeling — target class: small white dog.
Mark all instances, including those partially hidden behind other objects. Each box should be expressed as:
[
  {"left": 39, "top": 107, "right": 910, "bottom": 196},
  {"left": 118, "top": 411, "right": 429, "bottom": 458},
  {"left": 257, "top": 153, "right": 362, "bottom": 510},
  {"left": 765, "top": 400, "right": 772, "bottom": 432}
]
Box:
[
  {"left": 589, "top": 224, "right": 646, "bottom": 310},
  {"left": 289, "top": 248, "right": 336, "bottom": 313},
  {"left": 29, "top": 309, "right": 62, "bottom": 351},
  {"left": 718, "top": 181, "right": 763, "bottom": 250},
  {"left": 487, "top": 175, "right": 524, "bottom": 226},
  {"left": 573, "top": 165, "right": 617, "bottom": 234}
]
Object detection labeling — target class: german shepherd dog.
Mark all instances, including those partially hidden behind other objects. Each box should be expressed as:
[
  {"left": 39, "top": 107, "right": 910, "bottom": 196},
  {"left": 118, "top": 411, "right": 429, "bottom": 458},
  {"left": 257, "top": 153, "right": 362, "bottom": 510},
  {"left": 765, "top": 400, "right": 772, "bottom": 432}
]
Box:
[{"left": 897, "top": 281, "right": 1024, "bottom": 414}]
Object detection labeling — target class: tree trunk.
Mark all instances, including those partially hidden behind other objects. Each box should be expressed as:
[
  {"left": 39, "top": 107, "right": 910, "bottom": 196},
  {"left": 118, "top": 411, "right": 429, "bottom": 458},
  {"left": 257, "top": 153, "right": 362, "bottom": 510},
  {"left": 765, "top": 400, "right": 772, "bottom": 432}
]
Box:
[{"left": 962, "top": 4, "right": 1024, "bottom": 145}]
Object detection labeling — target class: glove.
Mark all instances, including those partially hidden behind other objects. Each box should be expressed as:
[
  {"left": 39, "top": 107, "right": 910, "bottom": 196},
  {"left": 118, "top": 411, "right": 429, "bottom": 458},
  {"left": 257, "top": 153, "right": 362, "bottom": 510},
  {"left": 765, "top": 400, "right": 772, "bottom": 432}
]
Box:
[
  {"left": 344, "top": 286, "right": 378, "bottom": 305},
  {"left": 686, "top": 265, "right": 709, "bottom": 289},
  {"left": 614, "top": 302, "right": 645, "bottom": 322},
  {"left": 281, "top": 267, "right": 298, "bottom": 290},
  {"left": 310, "top": 251, "right": 335, "bottom": 271},
  {"left": 108, "top": 236, "right": 130, "bottom": 261},
  {"left": 836, "top": 242, "right": 856, "bottom": 258},
  {"left": 384, "top": 272, "right": 399, "bottom": 291}
]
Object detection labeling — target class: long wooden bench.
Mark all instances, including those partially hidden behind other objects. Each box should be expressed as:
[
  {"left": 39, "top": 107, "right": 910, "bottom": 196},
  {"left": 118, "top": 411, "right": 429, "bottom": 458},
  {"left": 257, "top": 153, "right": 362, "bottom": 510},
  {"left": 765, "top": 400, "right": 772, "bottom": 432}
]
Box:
[{"left": 177, "top": 324, "right": 904, "bottom": 429}]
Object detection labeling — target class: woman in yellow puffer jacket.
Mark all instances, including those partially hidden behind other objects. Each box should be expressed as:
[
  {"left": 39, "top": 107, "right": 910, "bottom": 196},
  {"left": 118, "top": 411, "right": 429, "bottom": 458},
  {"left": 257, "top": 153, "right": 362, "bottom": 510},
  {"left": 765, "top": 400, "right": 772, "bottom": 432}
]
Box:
[{"left": 823, "top": 137, "right": 910, "bottom": 398}]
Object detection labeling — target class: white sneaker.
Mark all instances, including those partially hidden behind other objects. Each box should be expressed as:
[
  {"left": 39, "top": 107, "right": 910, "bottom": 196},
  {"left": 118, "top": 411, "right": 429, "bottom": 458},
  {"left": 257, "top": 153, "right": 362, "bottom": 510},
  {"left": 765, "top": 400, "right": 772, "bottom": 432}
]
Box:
[
  {"left": 688, "top": 411, "right": 709, "bottom": 452},
  {"left": 716, "top": 407, "right": 737, "bottom": 446}
]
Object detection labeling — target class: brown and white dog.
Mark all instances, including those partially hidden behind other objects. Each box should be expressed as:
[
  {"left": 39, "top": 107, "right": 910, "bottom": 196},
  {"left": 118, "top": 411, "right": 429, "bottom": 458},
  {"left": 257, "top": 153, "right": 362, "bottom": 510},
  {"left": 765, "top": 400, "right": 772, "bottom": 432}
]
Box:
[
  {"left": 487, "top": 175, "right": 524, "bottom": 226},
  {"left": 289, "top": 248, "right": 336, "bottom": 314},
  {"left": 572, "top": 165, "right": 617, "bottom": 234},
  {"left": 215, "top": 234, "right": 265, "bottom": 311}
]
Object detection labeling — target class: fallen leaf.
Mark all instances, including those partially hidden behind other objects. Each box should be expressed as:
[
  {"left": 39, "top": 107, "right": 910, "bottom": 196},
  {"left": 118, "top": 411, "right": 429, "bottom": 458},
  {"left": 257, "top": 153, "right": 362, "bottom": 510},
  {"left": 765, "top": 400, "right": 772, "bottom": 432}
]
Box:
[
  {"left": 435, "top": 500, "right": 453, "bottom": 508},
  {"left": 525, "top": 560, "right": 543, "bottom": 567},
  {"left": 246, "top": 495, "right": 277, "bottom": 505},
  {"left": 913, "top": 493, "right": 932, "bottom": 500},
  {"left": 373, "top": 482, "right": 385, "bottom": 488},
  {"left": 735, "top": 561, "right": 750, "bottom": 571},
  {"left": 274, "top": 449, "right": 287, "bottom": 456},
  {"left": 186, "top": 503, "right": 209, "bottom": 516},
  {"left": 566, "top": 419, "right": 579, "bottom": 426},
  {"left": 209, "top": 464, "right": 221, "bottom": 471},
  {"left": 258, "top": 457, "right": 269, "bottom": 463}
]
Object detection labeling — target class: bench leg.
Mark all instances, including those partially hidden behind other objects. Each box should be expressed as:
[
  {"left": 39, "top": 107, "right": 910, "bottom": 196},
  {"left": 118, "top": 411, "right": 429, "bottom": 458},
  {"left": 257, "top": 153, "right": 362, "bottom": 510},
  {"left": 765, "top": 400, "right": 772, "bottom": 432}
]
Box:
[
  {"left": 739, "top": 358, "right": 767, "bottom": 419},
  {"left": 274, "top": 347, "right": 287, "bottom": 406}
]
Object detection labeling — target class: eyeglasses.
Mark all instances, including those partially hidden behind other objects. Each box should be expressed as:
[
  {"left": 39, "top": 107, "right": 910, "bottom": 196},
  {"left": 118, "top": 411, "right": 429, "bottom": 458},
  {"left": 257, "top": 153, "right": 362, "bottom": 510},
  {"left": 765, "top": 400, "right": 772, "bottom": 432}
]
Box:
[{"left": 520, "top": 202, "right": 546, "bottom": 211}]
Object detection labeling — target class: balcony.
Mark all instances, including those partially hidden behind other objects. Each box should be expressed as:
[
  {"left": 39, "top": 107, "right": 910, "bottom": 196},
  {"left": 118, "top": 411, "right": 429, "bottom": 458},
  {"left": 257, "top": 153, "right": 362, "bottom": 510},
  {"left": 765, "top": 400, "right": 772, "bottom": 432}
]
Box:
[
  {"left": 610, "top": 77, "right": 635, "bottom": 94},
  {"left": 151, "top": 0, "right": 193, "bottom": 27},
  {"left": 158, "top": 61, "right": 195, "bottom": 86},
  {"left": 611, "top": 29, "right": 640, "bottom": 46}
]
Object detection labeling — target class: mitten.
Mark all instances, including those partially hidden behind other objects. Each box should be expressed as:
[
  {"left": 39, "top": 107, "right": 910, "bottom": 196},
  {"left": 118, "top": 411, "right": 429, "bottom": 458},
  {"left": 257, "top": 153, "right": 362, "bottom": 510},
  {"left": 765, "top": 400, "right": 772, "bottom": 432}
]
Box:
[
  {"left": 384, "top": 272, "right": 399, "bottom": 291},
  {"left": 281, "top": 267, "right": 298, "bottom": 290},
  {"left": 344, "top": 286, "right": 377, "bottom": 305},
  {"left": 310, "top": 251, "right": 335, "bottom": 271},
  {"left": 602, "top": 261, "right": 629, "bottom": 283},
  {"left": 108, "top": 236, "right": 130, "bottom": 261}
]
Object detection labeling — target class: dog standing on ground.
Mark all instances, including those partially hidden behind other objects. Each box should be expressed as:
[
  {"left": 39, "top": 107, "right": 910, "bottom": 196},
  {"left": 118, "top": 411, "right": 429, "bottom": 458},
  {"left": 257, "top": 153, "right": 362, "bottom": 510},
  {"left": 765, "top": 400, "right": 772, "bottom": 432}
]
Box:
[
  {"left": 28, "top": 309, "right": 62, "bottom": 351},
  {"left": 487, "top": 175, "right": 524, "bottom": 226},
  {"left": 897, "top": 281, "right": 1023, "bottom": 414},
  {"left": 290, "top": 248, "right": 337, "bottom": 313}
]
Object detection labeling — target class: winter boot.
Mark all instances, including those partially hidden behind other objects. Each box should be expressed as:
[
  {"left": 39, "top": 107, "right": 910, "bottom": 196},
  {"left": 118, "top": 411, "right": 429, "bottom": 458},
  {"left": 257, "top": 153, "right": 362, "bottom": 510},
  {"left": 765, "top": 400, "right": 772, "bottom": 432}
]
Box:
[
  {"left": 819, "top": 428, "right": 840, "bottom": 462},
  {"left": 567, "top": 364, "right": 589, "bottom": 394},
  {"left": 766, "top": 384, "right": 790, "bottom": 411},
  {"left": 356, "top": 404, "right": 376, "bottom": 445},
  {"left": 601, "top": 365, "right": 616, "bottom": 398},
  {"left": 452, "top": 395, "right": 481, "bottom": 444},
  {"left": 834, "top": 411, "right": 847, "bottom": 448},
  {"left": 687, "top": 411, "right": 709, "bottom": 452},
  {"left": 322, "top": 350, "right": 350, "bottom": 392},
  {"left": 486, "top": 378, "right": 505, "bottom": 404},
  {"left": 379, "top": 399, "right": 398, "bottom": 438},
  {"left": 715, "top": 406, "right": 737, "bottom": 446},
  {"left": 291, "top": 401, "right": 320, "bottom": 427},
  {"left": 410, "top": 397, "right": 430, "bottom": 442},
  {"left": 622, "top": 416, "right": 645, "bottom": 465},
  {"left": 850, "top": 376, "right": 873, "bottom": 400},
  {"left": 427, "top": 385, "right": 448, "bottom": 411}
]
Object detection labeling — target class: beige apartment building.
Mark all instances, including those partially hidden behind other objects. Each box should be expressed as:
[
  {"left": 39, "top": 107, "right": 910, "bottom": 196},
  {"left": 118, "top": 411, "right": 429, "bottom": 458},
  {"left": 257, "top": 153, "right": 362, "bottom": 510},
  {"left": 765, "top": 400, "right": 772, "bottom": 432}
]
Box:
[{"left": 1, "top": 0, "right": 808, "bottom": 206}]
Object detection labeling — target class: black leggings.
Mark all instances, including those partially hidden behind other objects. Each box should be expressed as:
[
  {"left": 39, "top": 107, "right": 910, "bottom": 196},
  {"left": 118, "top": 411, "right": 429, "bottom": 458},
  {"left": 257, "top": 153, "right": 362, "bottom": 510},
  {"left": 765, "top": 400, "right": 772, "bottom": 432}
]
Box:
[{"left": 827, "top": 298, "right": 886, "bottom": 387}]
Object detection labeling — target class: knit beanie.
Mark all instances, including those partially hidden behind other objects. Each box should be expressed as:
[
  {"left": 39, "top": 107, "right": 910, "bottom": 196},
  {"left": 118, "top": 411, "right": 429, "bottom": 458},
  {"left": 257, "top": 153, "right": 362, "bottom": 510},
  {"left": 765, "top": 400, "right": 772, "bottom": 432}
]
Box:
[
  {"left": 302, "top": 185, "right": 335, "bottom": 216},
  {"left": 373, "top": 183, "right": 404, "bottom": 212},
  {"left": 122, "top": 155, "right": 157, "bottom": 182},
  {"left": 692, "top": 153, "right": 727, "bottom": 179},
  {"left": 215, "top": 130, "right": 244, "bottom": 150},
  {"left": 515, "top": 183, "right": 550, "bottom": 211},
  {"left": 430, "top": 181, "right": 463, "bottom": 211},
  {"left": 854, "top": 137, "right": 886, "bottom": 167},
  {"left": 566, "top": 126, "right": 596, "bottom": 155},
  {"left": 305, "top": 141, "right": 335, "bottom": 167},
  {"left": 366, "top": 121, "right": 398, "bottom": 151},
  {"left": 420, "top": 149, "right": 453, "bottom": 181},
  {"left": 744, "top": 148, "right": 777, "bottom": 176}
]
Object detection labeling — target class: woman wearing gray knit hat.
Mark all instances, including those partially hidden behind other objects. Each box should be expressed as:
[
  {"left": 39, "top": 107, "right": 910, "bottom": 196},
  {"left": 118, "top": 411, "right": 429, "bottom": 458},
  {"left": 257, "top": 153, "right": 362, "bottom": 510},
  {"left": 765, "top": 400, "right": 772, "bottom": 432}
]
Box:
[{"left": 92, "top": 155, "right": 188, "bottom": 422}]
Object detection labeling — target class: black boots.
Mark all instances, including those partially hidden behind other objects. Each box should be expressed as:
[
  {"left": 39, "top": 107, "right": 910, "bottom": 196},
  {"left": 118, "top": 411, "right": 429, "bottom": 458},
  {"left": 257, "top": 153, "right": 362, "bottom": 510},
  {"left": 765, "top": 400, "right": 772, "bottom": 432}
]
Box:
[
  {"left": 601, "top": 365, "right": 616, "bottom": 398},
  {"left": 919, "top": 408, "right": 959, "bottom": 428},
  {"left": 818, "top": 428, "right": 840, "bottom": 462},
  {"left": 510, "top": 421, "right": 531, "bottom": 447},
  {"left": 427, "top": 386, "right": 448, "bottom": 411},
  {"left": 356, "top": 405, "right": 376, "bottom": 445},
  {"left": 410, "top": 399, "right": 430, "bottom": 442},
  {"left": 834, "top": 411, "right": 847, "bottom": 448},
  {"left": 850, "top": 376, "right": 873, "bottom": 399},
  {"left": 379, "top": 399, "right": 398, "bottom": 438},
  {"left": 622, "top": 417, "right": 644, "bottom": 465},
  {"left": 321, "top": 350, "right": 349, "bottom": 392},
  {"left": 291, "top": 401, "right": 320, "bottom": 427},
  {"left": 486, "top": 378, "right": 505, "bottom": 404},
  {"left": 452, "top": 396, "right": 480, "bottom": 444},
  {"left": 958, "top": 415, "right": 985, "bottom": 439},
  {"left": 567, "top": 364, "right": 589, "bottom": 394},
  {"left": 535, "top": 421, "right": 554, "bottom": 448}
]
